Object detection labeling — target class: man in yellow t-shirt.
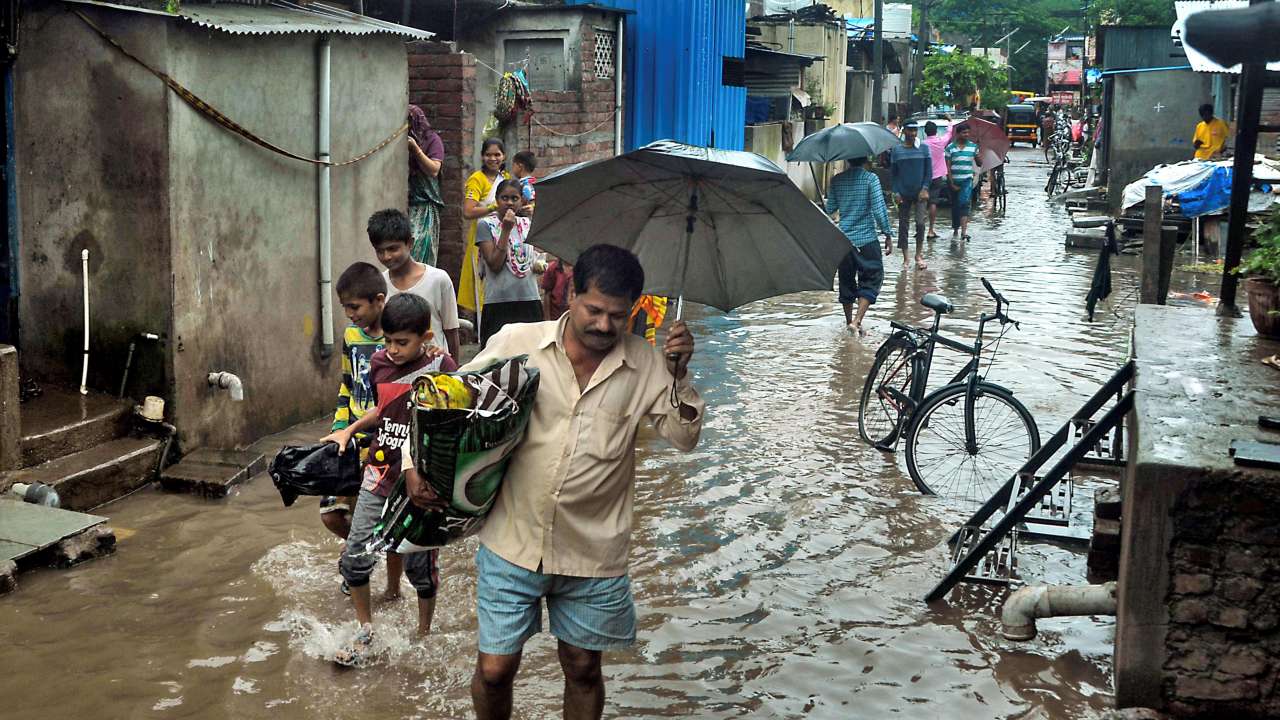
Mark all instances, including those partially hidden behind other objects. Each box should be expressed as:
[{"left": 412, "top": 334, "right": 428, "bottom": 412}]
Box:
[{"left": 1193, "top": 103, "right": 1230, "bottom": 160}]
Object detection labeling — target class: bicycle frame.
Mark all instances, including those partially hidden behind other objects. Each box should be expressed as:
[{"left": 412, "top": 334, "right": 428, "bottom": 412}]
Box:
[{"left": 877, "top": 280, "right": 1014, "bottom": 451}]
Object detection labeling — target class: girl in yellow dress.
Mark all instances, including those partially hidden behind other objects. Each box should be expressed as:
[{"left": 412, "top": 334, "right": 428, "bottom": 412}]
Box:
[{"left": 458, "top": 138, "right": 511, "bottom": 336}]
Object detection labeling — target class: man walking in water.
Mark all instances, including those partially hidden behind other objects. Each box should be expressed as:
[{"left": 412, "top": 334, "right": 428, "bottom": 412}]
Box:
[
  {"left": 889, "top": 122, "right": 933, "bottom": 270},
  {"left": 825, "top": 157, "right": 893, "bottom": 337},
  {"left": 460, "top": 244, "right": 704, "bottom": 720},
  {"left": 945, "top": 123, "right": 979, "bottom": 241}
]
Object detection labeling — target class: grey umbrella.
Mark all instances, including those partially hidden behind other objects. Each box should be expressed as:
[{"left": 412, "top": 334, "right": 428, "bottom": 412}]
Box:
[
  {"left": 526, "top": 140, "right": 851, "bottom": 316},
  {"left": 785, "top": 122, "right": 902, "bottom": 162}
]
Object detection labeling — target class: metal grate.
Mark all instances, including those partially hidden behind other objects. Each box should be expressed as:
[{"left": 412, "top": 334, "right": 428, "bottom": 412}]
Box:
[{"left": 593, "top": 30, "right": 615, "bottom": 80}]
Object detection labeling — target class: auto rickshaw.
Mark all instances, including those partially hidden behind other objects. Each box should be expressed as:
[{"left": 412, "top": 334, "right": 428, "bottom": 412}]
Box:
[{"left": 1004, "top": 103, "right": 1038, "bottom": 146}]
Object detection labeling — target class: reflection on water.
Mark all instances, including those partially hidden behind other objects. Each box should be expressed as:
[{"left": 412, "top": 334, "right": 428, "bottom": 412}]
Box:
[{"left": 4, "top": 149, "right": 1204, "bottom": 718}]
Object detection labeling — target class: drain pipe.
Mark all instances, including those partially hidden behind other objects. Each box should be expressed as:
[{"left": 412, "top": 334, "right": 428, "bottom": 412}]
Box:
[
  {"left": 119, "top": 332, "right": 161, "bottom": 398},
  {"left": 79, "top": 248, "right": 90, "bottom": 395},
  {"left": 316, "top": 34, "right": 335, "bottom": 359},
  {"left": 614, "top": 13, "right": 624, "bottom": 154},
  {"left": 1001, "top": 582, "right": 1118, "bottom": 641},
  {"left": 207, "top": 371, "right": 244, "bottom": 401}
]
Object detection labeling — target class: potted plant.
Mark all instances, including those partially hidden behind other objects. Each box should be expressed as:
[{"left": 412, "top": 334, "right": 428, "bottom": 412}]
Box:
[{"left": 1237, "top": 209, "right": 1280, "bottom": 339}]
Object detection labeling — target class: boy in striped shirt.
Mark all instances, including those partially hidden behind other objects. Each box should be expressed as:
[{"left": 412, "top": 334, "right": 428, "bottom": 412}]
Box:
[
  {"left": 321, "top": 262, "right": 404, "bottom": 599},
  {"left": 945, "top": 123, "right": 980, "bottom": 241}
]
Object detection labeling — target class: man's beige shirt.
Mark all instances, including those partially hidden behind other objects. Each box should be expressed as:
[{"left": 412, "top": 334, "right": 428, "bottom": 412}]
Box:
[{"left": 462, "top": 317, "right": 704, "bottom": 577}]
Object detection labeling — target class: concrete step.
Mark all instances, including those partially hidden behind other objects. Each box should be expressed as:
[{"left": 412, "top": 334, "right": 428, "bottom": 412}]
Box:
[
  {"left": 19, "top": 388, "right": 134, "bottom": 469},
  {"left": 1, "top": 436, "right": 162, "bottom": 511},
  {"left": 160, "top": 448, "right": 266, "bottom": 498}
]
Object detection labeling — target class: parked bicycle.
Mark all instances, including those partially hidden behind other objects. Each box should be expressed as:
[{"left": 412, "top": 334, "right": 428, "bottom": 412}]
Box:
[
  {"left": 987, "top": 163, "right": 1008, "bottom": 213},
  {"left": 1045, "top": 151, "right": 1088, "bottom": 196},
  {"left": 857, "top": 278, "right": 1041, "bottom": 506}
]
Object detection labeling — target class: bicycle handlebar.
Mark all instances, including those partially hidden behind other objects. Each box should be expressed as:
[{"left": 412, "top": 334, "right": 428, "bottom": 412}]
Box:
[{"left": 979, "top": 277, "right": 1018, "bottom": 328}]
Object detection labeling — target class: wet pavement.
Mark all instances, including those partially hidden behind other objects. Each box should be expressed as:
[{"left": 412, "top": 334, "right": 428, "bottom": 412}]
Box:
[{"left": 0, "top": 149, "right": 1225, "bottom": 719}]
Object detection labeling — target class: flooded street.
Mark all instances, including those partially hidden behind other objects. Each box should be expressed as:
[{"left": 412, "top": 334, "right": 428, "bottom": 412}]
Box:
[{"left": 1, "top": 149, "right": 1218, "bottom": 719}]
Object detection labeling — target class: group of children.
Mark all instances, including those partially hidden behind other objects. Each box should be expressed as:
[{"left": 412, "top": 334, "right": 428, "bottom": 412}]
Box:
[{"left": 318, "top": 208, "right": 461, "bottom": 665}]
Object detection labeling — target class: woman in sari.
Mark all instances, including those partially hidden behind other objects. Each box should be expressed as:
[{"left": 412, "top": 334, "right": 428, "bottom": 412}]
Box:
[
  {"left": 457, "top": 138, "right": 510, "bottom": 331},
  {"left": 407, "top": 105, "right": 445, "bottom": 266}
]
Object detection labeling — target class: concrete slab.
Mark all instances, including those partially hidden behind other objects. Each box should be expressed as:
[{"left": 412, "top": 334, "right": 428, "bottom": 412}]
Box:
[
  {"left": 182, "top": 448, "right": 266, "bottom": 477},
  {"left": 0, "top": 500, "right": 106, "bottom": 550},
  {"left": 0, "top": 539, "right": 35, "bottom": 563},
  {"left": 1066, "top": 229, "right": 1109, "bottom": 249}
]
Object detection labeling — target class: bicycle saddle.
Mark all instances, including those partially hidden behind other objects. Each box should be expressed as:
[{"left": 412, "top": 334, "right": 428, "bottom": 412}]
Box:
[{"left": 920, "top": 293, "right": 954, "bottom": 314}]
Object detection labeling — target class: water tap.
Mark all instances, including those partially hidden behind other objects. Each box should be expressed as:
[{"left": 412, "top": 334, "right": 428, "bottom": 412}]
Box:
[{"left": 207, "top": 371, "right": 245, "bottom": 401}]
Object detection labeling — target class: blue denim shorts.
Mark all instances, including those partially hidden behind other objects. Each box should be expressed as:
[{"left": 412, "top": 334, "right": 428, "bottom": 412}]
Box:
[{"left": 475, "top": 544, "right": 636, "bottom": 655}]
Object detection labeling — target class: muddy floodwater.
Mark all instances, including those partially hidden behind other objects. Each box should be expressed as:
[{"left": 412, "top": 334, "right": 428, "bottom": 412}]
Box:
[{"left": 1, "top": 149, "right": 1223, "bottom": 719}]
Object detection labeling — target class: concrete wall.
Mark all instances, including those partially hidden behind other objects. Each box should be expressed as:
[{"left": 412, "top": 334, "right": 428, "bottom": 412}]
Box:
[
  {"left": 166, "top": 28, "right": 407, "bottom": 449},
  {"left": 1107, "top": 69, "right": 1212, "bottom": 210},
  {"left": 745, "top": 121, "right": 818, "bottom": 200},
  {"left": 14, "top": 6, "right": 174, "bottom": 398}
]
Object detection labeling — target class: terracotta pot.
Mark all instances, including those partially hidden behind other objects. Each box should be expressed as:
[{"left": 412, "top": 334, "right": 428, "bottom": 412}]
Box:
[{"left": 1244, "top": 277, "right": 1280, "bottom": 339}]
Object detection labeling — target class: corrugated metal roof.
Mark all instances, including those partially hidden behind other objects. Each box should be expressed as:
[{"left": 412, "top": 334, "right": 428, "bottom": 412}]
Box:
[
  {"left": 1174, "top": 0, "right": 1280, "bottom": 74},
  {"left": 62, "top": 0, "right": 433, "bottom": 40},
  {"left": 568, "top": 0, "right": 746, "bottom": 151},
  {"left": 181, "top": 1, "right": 432, "bottom": 39},
  {"left": 1098, "top": 26, "right": 1188, "bottom": 71}
]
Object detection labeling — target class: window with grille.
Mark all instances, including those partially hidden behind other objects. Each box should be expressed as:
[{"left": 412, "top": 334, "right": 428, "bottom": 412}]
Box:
[{"left": 594, "top": 30, "right": 616, "bottom": 80}]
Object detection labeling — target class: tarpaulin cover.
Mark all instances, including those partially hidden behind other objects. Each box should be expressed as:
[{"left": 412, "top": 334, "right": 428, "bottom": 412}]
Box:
[
  {"left": 269, "top": 440, "right": 361, "bottom": 507},
  {"left": 368, "top": 356, "right": 539, "bottom": 553},
  {"left": 1121, "top": 157, "right": 1280, "bottom": 212}
]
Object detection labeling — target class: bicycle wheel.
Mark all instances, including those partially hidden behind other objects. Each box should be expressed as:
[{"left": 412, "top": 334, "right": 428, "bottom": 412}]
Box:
[
  {"left": 1044, "top": 142, "right": 1056, "bottom": 164},
  {"left": 1044, "top": 166, "right": 1059, "bottom": 195},
  {"left": 858, "top": 333, "right": 921, "bottom": 447},
  {"left": 904, "top": 383, "right": 1040, "bottom": 507}
]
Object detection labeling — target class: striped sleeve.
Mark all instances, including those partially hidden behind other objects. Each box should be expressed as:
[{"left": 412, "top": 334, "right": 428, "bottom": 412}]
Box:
[{"left": 332, "top": 338, "right": 354, "bottom": 431}]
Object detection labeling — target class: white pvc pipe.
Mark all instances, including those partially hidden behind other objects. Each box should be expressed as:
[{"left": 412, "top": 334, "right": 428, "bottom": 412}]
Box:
[
  {"left": 1001, "top": 581, "right": 1117, "bottom": 640},
  {"left": 614, "top": 14, "right": 624, "bottom": 155},
  {"left": 79, "top": 249, "right": 89, "bottom": 395},
  {"left": 317, "top": 34, "right": 335, "bottom": 358}
]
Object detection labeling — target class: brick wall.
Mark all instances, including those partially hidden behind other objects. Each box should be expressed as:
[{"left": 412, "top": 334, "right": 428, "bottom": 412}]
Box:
[
  {"left": 522, "top": 22, "right": 617, "bottom": 177},
  {"left": 1162, "top": 477, "right": 1280, "bottom": 717},
  {"left": 407, "top": 40, "right": 476, "bottom": 291},
  {"left": 407, "top": 22, "right": 619, "bottom": 289}
]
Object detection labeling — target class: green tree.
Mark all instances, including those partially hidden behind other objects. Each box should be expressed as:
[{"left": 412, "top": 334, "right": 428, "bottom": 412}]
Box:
[
  {"left": 1089, "top": 0, "right": 1176, "bottom": 27},
  {"left": 919, "top": 52, "right": 1011, "bottom": 109},
  {"left": 924, "top": 0, "right": 1083, "bottom": 97}
]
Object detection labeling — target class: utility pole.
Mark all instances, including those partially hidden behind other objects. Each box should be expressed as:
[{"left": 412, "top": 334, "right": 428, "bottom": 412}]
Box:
[
  {"left": 914, "top": 0, "right": 930, "bottom": 113},
  {"left": 1219, "top": 0, "right": 1269, "bottom": 315},
  {"left": 872, "top": 0, "right": 885, "bottom": 123}
]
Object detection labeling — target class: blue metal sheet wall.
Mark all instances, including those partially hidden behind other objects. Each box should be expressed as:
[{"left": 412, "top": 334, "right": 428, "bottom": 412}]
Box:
[{"left": 570, "top": 0, "right": 745, "bottom": 151}]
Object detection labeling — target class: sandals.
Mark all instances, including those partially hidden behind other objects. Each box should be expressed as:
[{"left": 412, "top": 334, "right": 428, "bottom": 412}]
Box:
[
  {"left": 1263, "top": 355, "right": 1280, "bottom": 372},
  {"left": 333, "top": 624, "right": 374, "bottom": 667}
]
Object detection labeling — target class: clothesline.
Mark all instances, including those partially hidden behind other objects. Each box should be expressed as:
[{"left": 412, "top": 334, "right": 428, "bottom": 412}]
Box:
[{"left": 471, "top": 55, "right": 620, "bottom": 139}]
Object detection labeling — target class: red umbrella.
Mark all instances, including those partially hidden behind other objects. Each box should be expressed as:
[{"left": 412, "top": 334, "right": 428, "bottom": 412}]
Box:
[{"left": 962, "top": 116, "right": 1011, "bottom": 171}]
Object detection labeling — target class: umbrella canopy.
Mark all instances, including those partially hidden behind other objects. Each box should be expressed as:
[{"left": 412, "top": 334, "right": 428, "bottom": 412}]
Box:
[
  {"left": 785, "top": 122, "right": 902, "bottom": 163},
  {"left": 960, "top": 116, "right": 1011, "bottom": 171},
  {"left": 527, "top": 140, "right": 852, "bottom": 312}
]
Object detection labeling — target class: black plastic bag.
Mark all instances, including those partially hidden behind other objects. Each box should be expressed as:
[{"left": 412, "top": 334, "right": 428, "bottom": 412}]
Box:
[{"left": 268, "top": 440, "right": 361, "bottom": 507}]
